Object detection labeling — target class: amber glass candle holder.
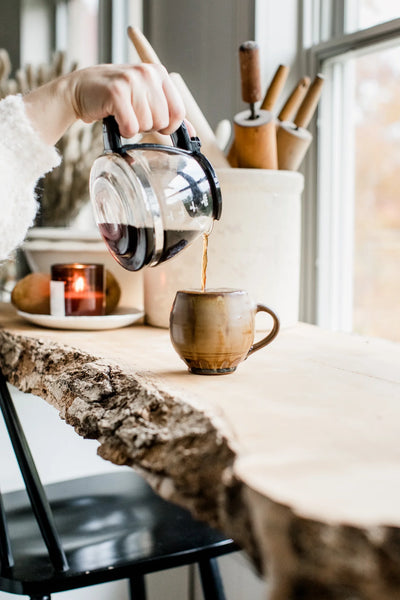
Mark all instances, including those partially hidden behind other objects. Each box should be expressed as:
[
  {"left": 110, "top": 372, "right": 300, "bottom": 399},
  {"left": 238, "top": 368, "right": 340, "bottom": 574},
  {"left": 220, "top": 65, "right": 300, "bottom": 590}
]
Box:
[{"left": 50, "top": 263, "right": 105, "bottom": 317}]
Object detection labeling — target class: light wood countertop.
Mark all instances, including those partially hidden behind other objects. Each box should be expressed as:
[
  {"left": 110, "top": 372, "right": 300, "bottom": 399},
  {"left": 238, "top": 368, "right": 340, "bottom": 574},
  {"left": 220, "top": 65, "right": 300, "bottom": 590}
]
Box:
[{"left": 1, "top": 302, "right": 399, "bottom": 599}]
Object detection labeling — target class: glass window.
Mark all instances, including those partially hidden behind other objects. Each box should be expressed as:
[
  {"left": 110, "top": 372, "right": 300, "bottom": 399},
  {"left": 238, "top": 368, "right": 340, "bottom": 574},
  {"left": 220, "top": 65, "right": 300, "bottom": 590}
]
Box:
[
  {"left": 357, "top": 0, "right": 400, "bottom": 31},
  {"left": 353, "top": 45, "right": 400, "bottom": 341},
  {"left": 305, "top": 1, "right": 400, "bottom": 342},
  {"left": 20, "top": 0, "right": 140, "bottom": 70},
  {"left": 57, "top": 0, "right": 99, "bottom": 68},
  {"left": 21, "top": 0, "right": 53, "bottom": 66},
  {"left": 20, "top": 0, "right": 99, "bottom": 69}
]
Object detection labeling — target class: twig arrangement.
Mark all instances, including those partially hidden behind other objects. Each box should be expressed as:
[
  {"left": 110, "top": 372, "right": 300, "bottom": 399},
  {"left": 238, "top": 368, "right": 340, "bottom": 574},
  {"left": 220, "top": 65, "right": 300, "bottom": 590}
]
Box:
[{"left": 0, "top": 49, "right": 102, "bottom": 227}]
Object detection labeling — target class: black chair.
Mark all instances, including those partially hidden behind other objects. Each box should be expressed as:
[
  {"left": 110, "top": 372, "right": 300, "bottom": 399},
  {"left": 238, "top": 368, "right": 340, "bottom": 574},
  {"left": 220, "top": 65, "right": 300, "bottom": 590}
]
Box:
[{"left": 0, "top": 368, "right": 238, "bottom": 600}]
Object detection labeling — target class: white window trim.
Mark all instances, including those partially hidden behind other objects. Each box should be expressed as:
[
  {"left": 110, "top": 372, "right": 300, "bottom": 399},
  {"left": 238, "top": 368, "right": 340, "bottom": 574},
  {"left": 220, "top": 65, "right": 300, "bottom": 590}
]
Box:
[
  {"left": 301, "top": 10, "right": 400, "bottom": 329},
  {"left": 54, "top": 0, "right": 142, "bottom": 65}
]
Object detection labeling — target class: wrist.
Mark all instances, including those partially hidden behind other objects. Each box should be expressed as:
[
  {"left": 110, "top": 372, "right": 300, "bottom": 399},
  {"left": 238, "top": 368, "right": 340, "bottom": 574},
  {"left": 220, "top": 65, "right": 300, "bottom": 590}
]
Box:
[{"left": 23, "top": 74, "right": 79, "bottom": 146}]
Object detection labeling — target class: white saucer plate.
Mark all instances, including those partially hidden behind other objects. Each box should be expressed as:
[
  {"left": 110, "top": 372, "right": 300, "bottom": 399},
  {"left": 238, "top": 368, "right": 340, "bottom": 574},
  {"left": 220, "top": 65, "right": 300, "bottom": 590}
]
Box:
[{"left": 17, "top": 307, "right": 144, "bottom": 331}]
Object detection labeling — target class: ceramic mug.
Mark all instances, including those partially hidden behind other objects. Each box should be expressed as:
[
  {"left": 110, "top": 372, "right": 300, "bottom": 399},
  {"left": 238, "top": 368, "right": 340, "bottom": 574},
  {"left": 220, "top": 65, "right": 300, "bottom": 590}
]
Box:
[{"left": 169, "top": 288, "right": 280, "bottom": 375}]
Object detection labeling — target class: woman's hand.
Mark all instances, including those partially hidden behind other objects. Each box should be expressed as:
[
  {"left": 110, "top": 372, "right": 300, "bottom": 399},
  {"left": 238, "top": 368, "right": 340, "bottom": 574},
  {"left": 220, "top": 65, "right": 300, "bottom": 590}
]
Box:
[
  {"left": 23, "top": 63, "right": 188, "bottom": 146},
  {"left": 69, "top": 63, "right": 185, "bottom": 138}
]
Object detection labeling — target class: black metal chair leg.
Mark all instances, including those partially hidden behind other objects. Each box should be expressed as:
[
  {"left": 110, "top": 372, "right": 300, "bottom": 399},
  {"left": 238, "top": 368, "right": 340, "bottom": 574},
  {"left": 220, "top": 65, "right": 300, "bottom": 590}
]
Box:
[
  {"left": 30, "top": 596, "right": 51, "bottom": 600},
  {"left": 198, "top": 557, "right": 226, "bottom": 600},
  {"left": 0, "top": 369, "right": 68, "bottom": 573},
  {"left": 129, "top": 574, "right": 147, "bottom": 600},
  {"left": 0, "top": 488, "right": 14, "bottom": 571}
]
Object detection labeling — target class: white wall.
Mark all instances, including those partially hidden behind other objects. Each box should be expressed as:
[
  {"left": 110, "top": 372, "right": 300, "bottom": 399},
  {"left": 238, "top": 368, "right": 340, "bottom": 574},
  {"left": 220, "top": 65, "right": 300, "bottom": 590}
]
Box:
[
  {"left": 143, "top": 0, "right": 256, "bottom": 130},
  {"left": 256, "top": 0, "right": 303, "bottom": 109},
  {"left": 143, "top": 0, "right": 303, "bottom": 130}
]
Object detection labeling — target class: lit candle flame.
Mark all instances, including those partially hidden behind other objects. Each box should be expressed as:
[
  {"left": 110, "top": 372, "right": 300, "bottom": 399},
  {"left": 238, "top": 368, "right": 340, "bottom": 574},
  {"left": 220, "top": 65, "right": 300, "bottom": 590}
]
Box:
[{"left": 73, "top": 275, "right": 86, "bottom": 293}]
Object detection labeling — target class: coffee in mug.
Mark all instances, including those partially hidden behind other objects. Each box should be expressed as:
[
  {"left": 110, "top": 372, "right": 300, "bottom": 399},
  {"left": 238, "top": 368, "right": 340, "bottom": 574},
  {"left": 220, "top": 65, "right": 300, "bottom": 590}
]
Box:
[{"left": 170, "top": 288, "right": 280, "bottom": 375}]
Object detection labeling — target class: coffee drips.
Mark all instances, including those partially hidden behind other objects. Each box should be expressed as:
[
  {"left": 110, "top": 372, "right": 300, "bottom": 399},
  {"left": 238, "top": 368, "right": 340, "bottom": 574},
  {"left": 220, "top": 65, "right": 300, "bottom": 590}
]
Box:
[{"left": 201, "top": 232, "right": 209, "bottom": 292}]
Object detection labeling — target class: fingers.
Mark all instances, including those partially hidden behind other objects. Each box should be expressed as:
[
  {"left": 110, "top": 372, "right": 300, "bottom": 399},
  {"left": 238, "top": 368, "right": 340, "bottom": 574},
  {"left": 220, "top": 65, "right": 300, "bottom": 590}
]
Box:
[
  {"left": 71, "top": 63, "right": 187, "bottom": 138},
  {"left": 114, "top": 64, "right": 186, "bottom": 138},
  {"left": 158, "top": 70, "right": 185, "bottom": 134},
  {"left": 112, "top": 102, "right": 140, "bottom": 139}
]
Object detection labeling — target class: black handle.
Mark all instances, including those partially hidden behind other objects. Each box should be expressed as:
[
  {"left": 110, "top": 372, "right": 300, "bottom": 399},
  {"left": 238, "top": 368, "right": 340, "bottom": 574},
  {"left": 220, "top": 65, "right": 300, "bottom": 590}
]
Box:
[
  {"left": 102, "top": 117, "right": 201, "bottom": 154},
  {"left": 170, "top": 122, "right": 201, "bottom": 153},
  {"left": 102, "top": 116, "right": 122, "bottom": 153}
]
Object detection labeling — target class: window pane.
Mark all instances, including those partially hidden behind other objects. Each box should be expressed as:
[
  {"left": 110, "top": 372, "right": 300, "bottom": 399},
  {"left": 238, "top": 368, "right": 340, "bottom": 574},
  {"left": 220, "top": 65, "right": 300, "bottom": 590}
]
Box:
[
  {"left": 353, "top": 44, "right": 400, "bottom": 341},
  {"left": 21, "top": 0, "right": 53, "bottom": 65},
  {"left": 56, "top": 0, "right": 99, "bottom": 67},
  {"left": 66, "top": 0, "right": 99, "bottom": 66},
  {"left": 351, "top": 0, "right": 400, "bottom": 31},
  {"left": 21, "top": 0, "right": 99, "bottom": 68}
]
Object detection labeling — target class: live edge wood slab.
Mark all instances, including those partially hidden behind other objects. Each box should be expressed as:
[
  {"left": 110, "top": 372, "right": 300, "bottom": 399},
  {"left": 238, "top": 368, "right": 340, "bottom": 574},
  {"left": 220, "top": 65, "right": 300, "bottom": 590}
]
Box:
[{"left": 1, "top": 302, "right": 400, "bottom": 600}]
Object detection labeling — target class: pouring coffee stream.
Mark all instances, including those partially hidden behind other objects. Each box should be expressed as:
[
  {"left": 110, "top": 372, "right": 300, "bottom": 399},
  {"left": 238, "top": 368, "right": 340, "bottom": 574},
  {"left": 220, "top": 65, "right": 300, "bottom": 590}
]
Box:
[
  {"left": 201, "top": 232, "right": 210, "bottom": 292},
  {"left": 90, "top": 116, "right": 222, "bottom": 274}
]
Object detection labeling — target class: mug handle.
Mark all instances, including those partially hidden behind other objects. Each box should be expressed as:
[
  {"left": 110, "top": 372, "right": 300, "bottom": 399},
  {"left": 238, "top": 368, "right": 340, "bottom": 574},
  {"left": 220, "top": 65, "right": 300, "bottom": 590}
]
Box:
[{"left": 246, "top": 304, "right": 280, "bottom": 358}]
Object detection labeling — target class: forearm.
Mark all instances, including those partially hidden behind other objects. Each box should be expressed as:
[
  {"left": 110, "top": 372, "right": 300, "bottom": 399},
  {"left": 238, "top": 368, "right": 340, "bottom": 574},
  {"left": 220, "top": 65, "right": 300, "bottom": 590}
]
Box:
[
  {"left": 23, "top": 63, "right": 186, "bottom": 146},
  {"left": 23, "top": 75, "right": 77, "bottom": 146},
  {"left": 0, "top": 63, "right": 186, "bottom": 261}
]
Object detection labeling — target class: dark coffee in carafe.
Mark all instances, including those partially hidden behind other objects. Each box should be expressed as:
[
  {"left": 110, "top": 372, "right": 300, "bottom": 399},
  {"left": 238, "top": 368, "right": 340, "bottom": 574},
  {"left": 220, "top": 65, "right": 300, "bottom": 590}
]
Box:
[{"left": 98, "top": 223, "right": 200, "bottom": 271}]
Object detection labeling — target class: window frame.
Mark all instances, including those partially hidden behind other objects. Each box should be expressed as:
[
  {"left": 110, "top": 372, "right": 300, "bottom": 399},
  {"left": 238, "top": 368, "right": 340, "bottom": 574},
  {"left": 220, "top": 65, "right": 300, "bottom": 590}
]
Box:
[
  {"left": 301, "top": 1, "right": 400, "bottom": 329},
  {"left": 17, "top": 0, "right": 141, "bottom": 66}
]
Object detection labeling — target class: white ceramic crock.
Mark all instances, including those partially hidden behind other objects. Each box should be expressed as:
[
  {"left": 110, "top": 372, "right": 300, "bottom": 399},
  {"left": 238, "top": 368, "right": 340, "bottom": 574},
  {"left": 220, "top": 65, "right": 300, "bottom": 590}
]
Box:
[{"left": 143, "top": 168, "right": 304, "bottom": 328}]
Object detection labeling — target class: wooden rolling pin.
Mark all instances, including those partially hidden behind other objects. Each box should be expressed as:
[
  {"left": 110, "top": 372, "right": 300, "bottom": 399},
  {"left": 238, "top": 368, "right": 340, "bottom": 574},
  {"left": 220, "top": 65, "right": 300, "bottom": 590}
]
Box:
[
  {"left": 277, "top": 74, "right": 324, "bottom": 171},
  {"left": 127, "top": 26, "right": 229, "bottom": 168},
  {"left": 261, "top": 64, "right": 290, "bottom": 112},
  {"left": 228, "top": 60, "right": 289, "bottom": 168},
  {"left": 127, "top": 26, "right": 161, "bottom": 64},
  {"left": 232, "top": 42, "right": 278, "bottom": 169},
  {"left": 278, "top": 76, "right": 311, "bottom": 122}
]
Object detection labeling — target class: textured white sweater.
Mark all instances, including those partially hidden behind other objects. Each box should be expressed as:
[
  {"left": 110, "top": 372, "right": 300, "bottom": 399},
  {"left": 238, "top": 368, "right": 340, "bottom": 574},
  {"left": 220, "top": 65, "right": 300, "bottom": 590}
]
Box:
[{"left": 0, "top": 94, "right": 61, "bottom": 261}]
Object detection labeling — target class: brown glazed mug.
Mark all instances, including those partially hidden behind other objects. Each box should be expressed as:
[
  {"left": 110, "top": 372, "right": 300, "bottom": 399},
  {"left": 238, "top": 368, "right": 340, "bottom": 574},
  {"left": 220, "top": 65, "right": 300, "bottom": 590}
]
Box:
[{"left": 169, "top": 288, "right": 280, "bottom": 375}]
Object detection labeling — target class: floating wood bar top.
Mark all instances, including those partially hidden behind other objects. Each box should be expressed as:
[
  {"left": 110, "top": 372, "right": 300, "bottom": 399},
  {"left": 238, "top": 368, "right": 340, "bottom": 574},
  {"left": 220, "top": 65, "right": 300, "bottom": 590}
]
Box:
[{"left": 1, "top": 302, "right": 399, "bottom": 599}]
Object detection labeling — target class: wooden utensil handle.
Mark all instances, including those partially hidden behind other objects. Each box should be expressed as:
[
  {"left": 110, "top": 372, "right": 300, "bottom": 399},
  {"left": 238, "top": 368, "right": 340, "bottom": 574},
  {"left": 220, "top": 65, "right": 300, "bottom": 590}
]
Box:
[
  {"left": 127, "top": 25, "right": 162, "bottom": 64},
  {"left": 261, "top": 64, "right": 290, "bottom": 112},
  {"left": 294, "top": 74, "right": 324, "bottom": 129},
  {"left": 126, "top": 27, "right": 230, "bottom": 168},
  {"left": 278, "top": 76, "right": 311, "bottom": 122},
  {"left": 170, "top": 73, "right": 230, "bottom": 168},
  {"left": 239, "top": 41, "right": 261, "bottom": 105}
]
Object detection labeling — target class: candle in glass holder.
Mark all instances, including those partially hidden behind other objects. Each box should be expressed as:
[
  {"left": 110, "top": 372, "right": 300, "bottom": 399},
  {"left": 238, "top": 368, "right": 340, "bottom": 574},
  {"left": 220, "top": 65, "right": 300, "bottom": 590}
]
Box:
[{"left": 50, "top": 263, "right": 105, "bottom": 317}]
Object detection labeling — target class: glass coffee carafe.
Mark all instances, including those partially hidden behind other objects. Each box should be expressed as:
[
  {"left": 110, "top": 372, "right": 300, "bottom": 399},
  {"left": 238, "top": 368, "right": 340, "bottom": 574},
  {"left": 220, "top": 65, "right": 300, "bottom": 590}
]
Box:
[{"left": 90, "top": 117, "right": 222, "bottom": 271}]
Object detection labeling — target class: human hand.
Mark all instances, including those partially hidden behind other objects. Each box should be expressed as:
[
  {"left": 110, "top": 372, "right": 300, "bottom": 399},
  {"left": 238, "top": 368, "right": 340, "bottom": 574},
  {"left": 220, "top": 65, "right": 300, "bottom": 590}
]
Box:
[
  {"left": 24, "top": 63, "right": 192, "bottom": 146},
  {"left": 68, "top": 63, "right": 186, "bottom": 138}
]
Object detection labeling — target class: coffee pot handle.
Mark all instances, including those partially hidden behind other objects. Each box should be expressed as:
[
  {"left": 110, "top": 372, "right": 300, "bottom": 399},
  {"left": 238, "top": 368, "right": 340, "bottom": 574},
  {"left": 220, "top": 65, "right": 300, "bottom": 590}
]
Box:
[
  {"left": 102, "top": 116, "right": 122, "bottom": 153},
  {"left": 103, "top": 116, "right": 201, "bottom": 153},
  {"left": 247, "top": 305, "right": 280, "bottom": 357},
  {"left": 170, "top": 122, "right": 201, "bottom": 153}
]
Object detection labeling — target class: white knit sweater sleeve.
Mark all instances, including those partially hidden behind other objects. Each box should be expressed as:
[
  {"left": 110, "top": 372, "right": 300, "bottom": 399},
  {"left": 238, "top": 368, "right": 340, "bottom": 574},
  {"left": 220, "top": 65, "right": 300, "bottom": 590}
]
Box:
[{"left": 0, "top": 94, "right": 61, "bottom": 261}]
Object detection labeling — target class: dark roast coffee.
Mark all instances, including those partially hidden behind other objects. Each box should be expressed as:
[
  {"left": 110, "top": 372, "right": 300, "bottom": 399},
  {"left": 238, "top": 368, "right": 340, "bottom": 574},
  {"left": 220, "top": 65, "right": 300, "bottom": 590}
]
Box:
[{"left": 98, "top": 223, "right": 199, "bottom": 271}]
